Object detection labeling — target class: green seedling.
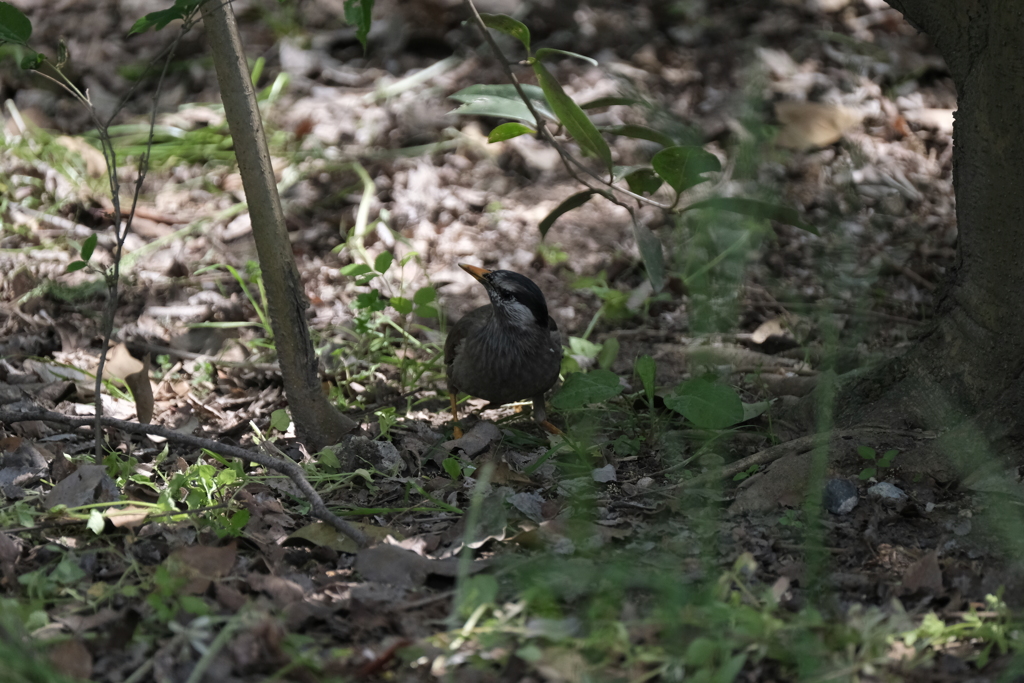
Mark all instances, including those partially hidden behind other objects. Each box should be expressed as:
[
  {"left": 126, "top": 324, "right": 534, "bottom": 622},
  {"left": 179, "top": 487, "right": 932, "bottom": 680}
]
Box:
[
  {"left": 857, "top": 446, "right": 898, "bottom": 480},
  {"left": 375, "top": 406, "right": 398, "bottom": 441},
  {"left": 733, "top": 463, "right": 760, "bottom": 481},
  {"left": 194, "top": 261, "right": 272, "bottom": 341}
]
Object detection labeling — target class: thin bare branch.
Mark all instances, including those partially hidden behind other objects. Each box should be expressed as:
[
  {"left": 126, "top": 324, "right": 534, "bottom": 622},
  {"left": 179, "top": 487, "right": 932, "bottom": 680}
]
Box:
[{"left": 0, "top": 408, "right": 370, "bottom": 547}]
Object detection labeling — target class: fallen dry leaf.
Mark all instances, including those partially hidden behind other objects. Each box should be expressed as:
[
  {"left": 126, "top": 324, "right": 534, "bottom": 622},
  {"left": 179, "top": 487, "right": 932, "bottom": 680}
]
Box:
[
  {"left": 165, "top": 542, "right": 238, "bottom": 594},
  {"left": 48, "top": 638, "right": 93, "bottom": 681},
  {"left": 44, "top": 464, "right": 119, "bottom": 509},
  {"left": 775, "top": 100, "right": 863, "bottom": 150}
]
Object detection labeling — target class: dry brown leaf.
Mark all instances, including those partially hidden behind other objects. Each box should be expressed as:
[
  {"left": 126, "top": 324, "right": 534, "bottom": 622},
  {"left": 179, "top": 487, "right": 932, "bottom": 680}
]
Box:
[
  {"left": 0, "top": 435, "right": 23, "bottom": 452},
  {"left": 750, "top": 318, "right": 789, "bottom": 345},
  {"left": 48, "top": 638, "right": 93, "bottom": 681},
  {"left": 289, "top": 520, "right": 401, "bottom": 554},
  {"left": 124, "top": 353, "right": 154, "bottom": 424},
  {"left": 900, "top": 550, "right": 943, "bottom": 594},
  {"left": 102, "top": 343, "right": 144, "bottom": 380},
  {"left": 44, "top": 465, "right": 119, "bottom": 509},
  {"left": 775, "top": 101, "right": 862, "bottom": 150},
  {"left": 247, "top": 572, "right": 305, "bottom": 606},
  {"left": 165, "top": 542, "right": 238, "bottom": 594},
  {"left": 440, "top": 420, "right": 501, "bottom": 458},
  {"left": 0, "top": 532, "right": 20, "bottom": 586},
  {"left": 902, "top": 108, "right": 954, "bottom": 134},
  {"left": 105, "top": 504, "right": 152, "bottom": 529},
  {"left": 491, "top": 461, "right": 532, "bottom": 485}
]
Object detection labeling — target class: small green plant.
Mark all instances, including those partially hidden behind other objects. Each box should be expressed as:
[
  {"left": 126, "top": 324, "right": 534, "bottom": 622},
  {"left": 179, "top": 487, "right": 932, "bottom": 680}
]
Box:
[
  {"left": 442, "top": 456, "right": 465, "bottom": 480},
  {"left": 902, "top": 593, "right": 1023, "bottom": 669},
  {"left": 270, "top": 408, "right": 291, "bottom": 433},
  {"left": 778, "top": 509, "right": 803, "bottom": 528},
  {"left": 561, "top": 334, "right": 619, "bottom": 374},
  {"left": 336, "top": 245, "right": 443, "bottom": 401},
  {"left": 374, "top": 406, "right": 398, "bottom": 440},
  {"left": 449, "top": 12, "right": 816, "bottom": 298},
  {"left": 146, "top": 565, "right": 208, "bottom": 622},
  {"left": 857, "top": 446, "right": 898, "bottom": 480},
  {"left": 733, "top": 463, "right": 760, "bottom": 481},
  {"left": 194, "top": 261, "right": 273, "bottom": 344},
  {"left": 18, "top": 553, "right": 86, "bottom": 602}
]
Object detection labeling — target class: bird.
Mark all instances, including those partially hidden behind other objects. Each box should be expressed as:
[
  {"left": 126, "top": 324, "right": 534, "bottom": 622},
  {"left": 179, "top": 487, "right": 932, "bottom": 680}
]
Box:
[{"left": 445, "top": 264, "right": 563, "bottom": 437}]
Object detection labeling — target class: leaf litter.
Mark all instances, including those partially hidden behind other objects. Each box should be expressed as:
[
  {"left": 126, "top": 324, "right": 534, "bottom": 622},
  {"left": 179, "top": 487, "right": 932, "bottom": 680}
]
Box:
[{"left": 0, "top": 0, "right": 1010, "bottom": 680}]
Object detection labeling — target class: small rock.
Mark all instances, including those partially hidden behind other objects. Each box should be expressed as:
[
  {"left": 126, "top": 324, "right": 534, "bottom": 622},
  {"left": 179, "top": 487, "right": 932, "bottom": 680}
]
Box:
[
  {"left": 823, "top": 478, "right": 858, "bottom": 515},
  {"left": 867, "top": 482, "right": 907, "bottom": 506}
]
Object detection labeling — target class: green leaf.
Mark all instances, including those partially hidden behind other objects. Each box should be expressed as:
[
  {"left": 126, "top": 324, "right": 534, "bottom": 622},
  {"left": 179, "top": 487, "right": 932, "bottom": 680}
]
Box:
[
  {"left": 682, "top": 197, "right": 819, "bottom": 235},
  {"left": 442, "top": 456, "right": 462, "bottom": 480},
  {"left": 450, "top": 83, "right": 546, "bottom": 104},
  {"left": 87, "top": 509, "right": 105, "bottom": 535},
  {"left": 539, "top": 190, "right": 595, "bottom": 238},
  {"left": 319, "top": 449, "right": 341, "bottom": 469},
  {"left": 450, "top": 84, "right": 555, "bottom": 124},
  {"left": 857, "top": 446, "right": 876, "bottom": 460},
  {"left": 552, "top": 369, "right": 623, "bottom": 410},
  {"left": 80, "top": 233, "right": 98, "bottom": 261},
  {"left": 488, "top": 122, "right": 536, "bottom": 142},
  {"left": 635, "top": 355, "right": 655, "bottom": 406},
  {"left": 270, "top": 408, "right": 291, "bottom": 432},
  {"left": 480, "top": 13, "right": 530, "bottom": 54},
  {"left": 19, "top": 52, "right": 43, "bottom": 69},
  {"left": 450, "top": 96, "right": 541, "bottom": 126},
  {"left": 742, "top": 401, "right": 770, "bottom": 421},
  {"left": 390, "top": 296, "right": 413, "bottom": 315},
  {"left": 374, "top": 251, "right": 393, "bottom": 274},
  {"left": 456, "top": 573, "right": 499, "bottom": 618},
  {"left": 534, "top": 47, "right": 597, "bottom": 66},
  {"left": 879, "top": 449, "right": 899, "bottom": 467},
  {"left": 0, "top": 2, "right": 32, "bottom": 44},
  {"left": 651, "top": 146, "right": 721, "bottom": 193},
  {"left": 532, "top": 61, "right": 613, "bottom": 172},
  {"left": 568, "top": 336, "right": 602, "bottom": 359},
  {"left": 343, "top": 0, "right": 375, "bottom": 53},
  {"left": 597, "top": 337, "right": 619, "bottom": 370},
  {"left": 581, "top": 96, "right": 639, "bottom": 109},
  {"left": 859, "top": 467, "right": 876, "bottom": 481},
  {"left": 415, "top": 304, "right": 439, "bottom": 319},
  {"left": 413, "top": 286, "right": 436, "bottom": 305},
  {"left": 624, "top": 168, "right": 663, "bottom": 196},
  {"left": 340, "top": 263, "right": 373, "bottom": 277},
  {"left": 603, "top": 124, "right": 674, "bottom": 148},
  {"left": 66, "top": 261, "right": 87, "bottom": 273},
  {"left": 663, "top": 378, "right": 744, "bottom": 429},
  {"left": 632, "top": 217, "right": 665, "bottom": 292},
  {"left": 355, "top": 290, "right": 386, "bottom": 311},
  {"left": 127, "top": 0, "right": 200, "bottom": 36}
]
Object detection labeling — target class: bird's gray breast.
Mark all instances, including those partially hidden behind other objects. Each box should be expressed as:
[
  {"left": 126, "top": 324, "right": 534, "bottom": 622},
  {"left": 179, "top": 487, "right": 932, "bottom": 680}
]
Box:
[{"left": 450, "top": 318, "right": 561, "bottom": 405}]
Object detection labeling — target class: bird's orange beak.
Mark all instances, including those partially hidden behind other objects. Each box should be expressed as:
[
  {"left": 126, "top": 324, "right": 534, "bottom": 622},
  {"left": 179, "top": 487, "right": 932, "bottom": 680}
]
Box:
[{"left": 459, "top": 263, "right": 491, "bottom": 283}]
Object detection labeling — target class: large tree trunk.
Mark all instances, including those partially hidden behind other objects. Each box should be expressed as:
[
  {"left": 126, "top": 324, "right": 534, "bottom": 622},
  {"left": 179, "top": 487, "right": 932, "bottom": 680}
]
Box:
[{"left": 839, "top": 0, "right": 1024, "bottom": 473}]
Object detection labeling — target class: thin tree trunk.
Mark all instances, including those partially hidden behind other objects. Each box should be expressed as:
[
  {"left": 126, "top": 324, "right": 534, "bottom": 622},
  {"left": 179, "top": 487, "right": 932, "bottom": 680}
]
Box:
[{"left": 201, "top": 0, "right": 358, "bottom": 451}]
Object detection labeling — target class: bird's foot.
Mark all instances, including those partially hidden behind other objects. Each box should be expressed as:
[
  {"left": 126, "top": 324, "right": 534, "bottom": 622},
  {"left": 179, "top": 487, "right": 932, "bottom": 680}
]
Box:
[{"left": 540, "top": 420, "right": 563, "bottom": 436}]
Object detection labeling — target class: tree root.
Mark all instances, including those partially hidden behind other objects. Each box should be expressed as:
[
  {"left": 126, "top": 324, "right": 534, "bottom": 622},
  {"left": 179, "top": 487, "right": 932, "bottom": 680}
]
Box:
[{"left": 677, "top": 426, "right": 937, "bottom": 490}]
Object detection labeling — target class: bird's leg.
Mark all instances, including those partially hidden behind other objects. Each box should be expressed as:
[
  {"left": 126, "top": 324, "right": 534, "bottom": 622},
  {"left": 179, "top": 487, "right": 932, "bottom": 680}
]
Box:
[
  {"left": 533, "top": 396, "right": 563, "bottom": 435},
  {"left": 450, "top": 391, "right": 463, "bottom": 439}
]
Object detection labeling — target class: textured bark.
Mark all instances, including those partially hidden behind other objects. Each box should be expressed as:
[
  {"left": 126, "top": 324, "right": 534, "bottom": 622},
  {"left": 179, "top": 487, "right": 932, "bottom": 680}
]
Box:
[
  {"left": 841, "top": 1, "right": 1024, "bottom": 471},
  {"left": 201, "top": 0, "right": 357, "bottom": 451}
]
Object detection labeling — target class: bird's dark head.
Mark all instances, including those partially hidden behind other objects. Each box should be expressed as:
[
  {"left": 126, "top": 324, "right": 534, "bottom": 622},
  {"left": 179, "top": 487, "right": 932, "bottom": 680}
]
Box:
[{"left": 460, "top": 264, "right": 549, "bottom": 327}]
